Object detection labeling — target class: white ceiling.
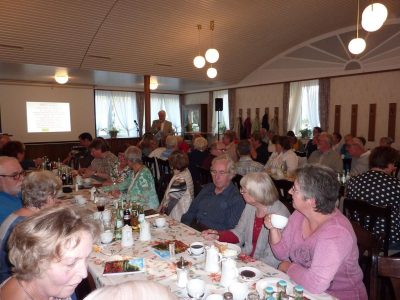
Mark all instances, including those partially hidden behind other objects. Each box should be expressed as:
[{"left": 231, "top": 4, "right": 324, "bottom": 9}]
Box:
[{"left": 0, "top": 0, "right": 399, "bottom": 93}]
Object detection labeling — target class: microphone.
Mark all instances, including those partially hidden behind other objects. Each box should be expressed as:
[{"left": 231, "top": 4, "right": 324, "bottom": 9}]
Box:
[{"left": 134, "top": 120, "right": 138, "bottom": 125}]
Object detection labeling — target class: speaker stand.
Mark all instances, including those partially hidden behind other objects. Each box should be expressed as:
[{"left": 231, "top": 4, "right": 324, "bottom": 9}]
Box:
[{"left": 217, "top": 111, "right": 220, "bottom": 140}]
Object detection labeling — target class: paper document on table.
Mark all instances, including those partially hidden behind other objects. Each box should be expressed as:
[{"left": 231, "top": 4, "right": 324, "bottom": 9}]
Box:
[{"left": 103, "top": 258, "right": 145, "bottom": 276}]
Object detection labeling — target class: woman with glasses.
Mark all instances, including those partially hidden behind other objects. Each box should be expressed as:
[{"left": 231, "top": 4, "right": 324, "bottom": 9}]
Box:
[
  {"left": 0, "top": 170, "right": 61, "bottom": 283},
  {"left": 264, "top": 164, "right": 366, "bottom": 299},
  {"left": 202, "top": 172, "right": 289, "bottom": 267}
]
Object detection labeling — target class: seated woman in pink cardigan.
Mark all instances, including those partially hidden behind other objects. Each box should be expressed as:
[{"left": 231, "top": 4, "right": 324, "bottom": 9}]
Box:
[{"left": 264, "top": 164, "right": 367, "bottom": 300}]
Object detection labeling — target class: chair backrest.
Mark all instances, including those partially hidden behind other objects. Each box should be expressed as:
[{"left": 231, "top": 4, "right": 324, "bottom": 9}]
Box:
[
  {"left": 155, "top": 158, "right": 172, "bottom": 202},
  {"left": 272, "top": 179, "right": 294, "bottom": 214},
  {"left": 370, "top": 252, "right": 400, "bottom": 300},
  {"left": 156, "top": 158, "right": 171, "bottom": 176},
  {"left": 343, "top": 198, "right": 392, "bottom": 256},
  {"left": 142, "top": 156, "right": 157, "bottom": 178},
  {"left": 196, "top": 166, "right": 212, "bottom": 185}
]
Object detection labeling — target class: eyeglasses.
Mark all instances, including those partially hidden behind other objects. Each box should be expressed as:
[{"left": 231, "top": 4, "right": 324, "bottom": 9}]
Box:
[
  {"left": 290, "top": 184, "right": 300, "bottom": 194},
  {"left": 0, "top": 170, "right": 26, "bottom": 181},
  {"left": 210, "top": 170, "right": 229, "bottom": 176}
]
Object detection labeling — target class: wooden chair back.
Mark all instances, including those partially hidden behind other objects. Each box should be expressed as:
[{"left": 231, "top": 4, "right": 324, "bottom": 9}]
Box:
[
  {"left": 272, "top": 179, "right": 294, "bottom": 213},
  {"left": 343, "top": 198, "right": 392, "bottom": 256},
  {"left": 370, "top": 252, "right": 400, "bottom": 300}
]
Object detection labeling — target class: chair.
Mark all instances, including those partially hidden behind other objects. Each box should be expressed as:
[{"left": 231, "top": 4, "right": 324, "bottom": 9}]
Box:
[
  {"left": 197, "top": 166, "right": 212, "bottom": 185},
  {"left": 155, "top": 158, "right": 172, "bottom": 201},
  {"left": 272, "top": 179, "right": 294, "bottom": 213},
  {"left": 370, "top": 252, "right": 400, "bottom": 300},
  {"left": 142, "top": 156, "right": 157, "bottom": 184},
  {"left": 343, "top": 198, "right": 392, "bottom": 256}
]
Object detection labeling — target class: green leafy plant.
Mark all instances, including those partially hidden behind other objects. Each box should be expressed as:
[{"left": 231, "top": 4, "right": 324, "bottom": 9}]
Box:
[{"left": 299, "top": 128, "right": 311, "bottom": 139}]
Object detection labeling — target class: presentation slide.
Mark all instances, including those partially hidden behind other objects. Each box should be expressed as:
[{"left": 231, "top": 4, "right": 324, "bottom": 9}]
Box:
[{"left": 26, "top": 101, "right": 71, "bottom": 133}]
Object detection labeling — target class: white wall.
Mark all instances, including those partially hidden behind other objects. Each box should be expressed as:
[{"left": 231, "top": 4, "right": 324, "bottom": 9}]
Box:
[
  {"left": 0, "top": 84, "right": 95, "bottom": 143},
  {"left": 236, "top": 84, "right": 284, "bottom": 133},
  {"left": 330, "top": 70, "right": 400, "bottom": 149}
]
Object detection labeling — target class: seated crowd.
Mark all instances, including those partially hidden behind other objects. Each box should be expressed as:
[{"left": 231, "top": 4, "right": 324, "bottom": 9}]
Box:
[{"left": 0, "top": 125, "right": 398, "bottom": 300}]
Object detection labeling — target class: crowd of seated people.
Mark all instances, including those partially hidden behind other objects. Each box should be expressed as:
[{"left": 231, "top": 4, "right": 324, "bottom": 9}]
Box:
[{"left": 0, "top": 124, "right": 399, "bottom": 299}]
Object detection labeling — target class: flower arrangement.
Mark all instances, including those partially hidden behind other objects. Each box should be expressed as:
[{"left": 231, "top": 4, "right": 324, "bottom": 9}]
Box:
[{"left": 299, "top": 128, "right": 311, "bottom": 139}]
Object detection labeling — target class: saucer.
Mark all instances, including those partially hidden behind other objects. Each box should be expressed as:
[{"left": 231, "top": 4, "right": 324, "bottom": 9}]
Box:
[
  {"left": 187, "top": 249, "right": 205, "bottom": 257},
  {"left": 238, "top": 266, "right": 262, "bottom": 282},
  {"left": 152, "top": 223, "right": 167, "bottom": 229}
]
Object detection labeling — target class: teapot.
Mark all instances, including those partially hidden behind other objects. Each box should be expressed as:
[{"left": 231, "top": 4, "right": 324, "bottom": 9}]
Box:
[
  {"left": 205, "top": 245, "right": 222, "bottom": 273},
  {"left": 220, "top": 258, "right": 238, "bottom": 287}
]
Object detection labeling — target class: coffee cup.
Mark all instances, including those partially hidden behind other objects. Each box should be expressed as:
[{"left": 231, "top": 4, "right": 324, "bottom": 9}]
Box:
[
  {"left": 271, "top": 214, "right": 289, "bottom": 229},
  {"left": 189, "top": 242, "right": 205, "bottom": 255},
  {"left": 100, "top": 230, "right": 113, "bottom": 244},
  {"left": 186, "top": 279, "right": 205, "bottom": 299},
  {"left": 228, "top": 282, "right": 248, "bottom": 300},
  {"left": 155, "top": 217, "right": 166, "bottom": 228},
  {"left": 74, "top": 195, "right": 86, "bottom": 205}
]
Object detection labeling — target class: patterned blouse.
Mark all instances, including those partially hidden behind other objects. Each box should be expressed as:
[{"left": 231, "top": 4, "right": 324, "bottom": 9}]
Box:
[
  {"left": 90, "top": 151, "right": 118, "bottom": 175},
  {"left": 346, "top": 170, "right": 400, "bottom": 245}
]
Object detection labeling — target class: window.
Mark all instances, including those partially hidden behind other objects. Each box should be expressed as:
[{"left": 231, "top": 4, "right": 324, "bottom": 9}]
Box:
[
  {"left": 95, "top": 90, "right": 139, "bottom": 138},
  {"left": 212, "top": 90, "right": 229, "bottom": 134},
  {"left": 287, "top": 80, "right": 320, "bottom": 136},
  {"left": 150, "top": 93, "right": 181, "bottom": 134}
]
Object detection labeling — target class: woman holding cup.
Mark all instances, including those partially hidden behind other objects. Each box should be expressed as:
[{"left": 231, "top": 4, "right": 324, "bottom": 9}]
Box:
[
  {"left": 264, "top": 164, "right": 366, "bottom": 299},
  {"left": 202, "top": 172, "right": 289, "bottom": 267}
]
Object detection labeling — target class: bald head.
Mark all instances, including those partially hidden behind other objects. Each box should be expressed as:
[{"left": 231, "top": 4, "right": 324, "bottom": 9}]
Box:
[{"left": 0, "top": 156, "right": 24, "bottom": 195}]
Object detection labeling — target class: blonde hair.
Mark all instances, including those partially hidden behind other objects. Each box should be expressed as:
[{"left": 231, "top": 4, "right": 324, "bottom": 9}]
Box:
[
  {"left": 193, "top": 136, "right": 208, "bottom": 151},
  {"left": 22, "top": 170, "right": 62, "bottom": 208},
  {"left": 8, "top": 206, "right": 100, "bottom": 280},
  {"left": 83, "top": 280, "right": 178, "bottom": 300},
  {"left": 240, "top": 172, "right": 279, "bottom": 206}
]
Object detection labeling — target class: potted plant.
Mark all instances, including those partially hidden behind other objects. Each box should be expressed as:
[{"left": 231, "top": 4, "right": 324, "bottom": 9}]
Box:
[
  {"left": 108, "top": 127, "right": 119, "bottom": 138},
  {"left": 299, "top": 128, "right": 311, "bottom": 139}
]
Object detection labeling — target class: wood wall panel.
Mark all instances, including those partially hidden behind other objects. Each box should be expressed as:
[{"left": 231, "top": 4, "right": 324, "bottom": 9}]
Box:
[
  {"left": 350, "top": 104, "right": 358, "bottom": 137},
  {"left": 334, "top": 105, "right": 341, "bottom": 133},
  {"left": 25, "top": 138, "right": 140, "bottom": 162},
  {"left": 368, "top": 104, "right": 376, "bottom": 141},
  {"left": 388, "top": 103, "right": 397, "bottom": 141}
]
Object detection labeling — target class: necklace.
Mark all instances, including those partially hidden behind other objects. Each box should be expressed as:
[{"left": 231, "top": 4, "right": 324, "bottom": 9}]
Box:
[{"left": 16, "top": 279, "right": 35, "bottom": 300}]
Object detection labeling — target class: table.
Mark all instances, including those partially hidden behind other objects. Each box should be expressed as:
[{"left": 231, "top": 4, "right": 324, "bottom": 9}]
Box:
[{"left": 61, "top": 192, "right": 334, "bottom": 300}]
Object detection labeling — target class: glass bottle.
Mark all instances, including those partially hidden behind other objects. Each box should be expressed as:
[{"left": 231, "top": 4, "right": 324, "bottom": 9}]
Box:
[
  {"left": 123, "top": 202, "right": 131, "bottom": 226},
  {"left": 264, "top": 286, "right": 274, "bottom": 299},
  {"left": 276, "top": 280, "right": 288, "bottom": 300},
  {"left": 293, "top": 285, "right": 304, "bottom": 300}
]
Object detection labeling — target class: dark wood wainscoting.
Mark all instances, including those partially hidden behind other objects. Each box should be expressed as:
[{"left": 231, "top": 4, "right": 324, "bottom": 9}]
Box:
[{"left": 25, "top": 138, "right": 140, "bottom": 161}]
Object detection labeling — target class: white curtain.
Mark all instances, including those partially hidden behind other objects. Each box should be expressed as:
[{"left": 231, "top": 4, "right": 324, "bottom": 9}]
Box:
[
  {"left": 150, "top": 94, "right": 181, "bottom": 134},
  {"left": 95, "top": 90, "right": 138, "bottom": 137},
  {"left": 288, "top": 80, "right": 320, "bottom": 135},
  {"left": 212, "top": 90, "right": 230, "bottom": 134}
]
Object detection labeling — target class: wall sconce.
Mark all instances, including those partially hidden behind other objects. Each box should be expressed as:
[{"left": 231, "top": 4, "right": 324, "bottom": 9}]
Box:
[
  {"left": 54, "top": 70, "right": 69, "bottom": 84},
  {"left": 150, "top": 77, "right": 158, "bottom": 90}
]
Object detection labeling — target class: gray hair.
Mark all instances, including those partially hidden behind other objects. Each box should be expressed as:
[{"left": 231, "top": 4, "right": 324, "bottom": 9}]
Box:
[
  {"left": 211, "top": 154, "right": 236, "bottom": 177},
  {"left": 295, "top": 164, "right": 340, "bottom": 214},
  {"left": 319, "top": 132, "right": 333, "bottom": 147},
  {"left": 83, "top": 280, "right": 177, "bottom": 300},
  {"left": 22, "top": 171, "right": 62, "bottom": 208},
  {"left": 124, "top": 146, "right": 142, "bottom": 163},
  {"left": 240, "top": 172, "right": 278, "bottom": 206},
  {"left": 193, "top": 137, "right": 208, "bottom": 151}
]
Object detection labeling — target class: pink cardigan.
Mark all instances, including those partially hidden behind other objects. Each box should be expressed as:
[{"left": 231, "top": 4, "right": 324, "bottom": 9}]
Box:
[{"left": 271, "top": 210, "right": 367, "bottom": 300}]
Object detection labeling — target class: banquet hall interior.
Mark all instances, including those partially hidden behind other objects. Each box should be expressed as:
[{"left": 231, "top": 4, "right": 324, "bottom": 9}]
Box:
[{"left": 0, "top": 1, "right": 400, "bottom": 300}]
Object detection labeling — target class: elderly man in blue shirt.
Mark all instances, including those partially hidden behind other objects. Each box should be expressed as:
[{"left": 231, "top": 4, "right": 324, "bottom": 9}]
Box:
[
  {"left": 182, "top": 154, "right": 245, "bottom": 231},
  {"left": 0, "top": 157, "right": 24, "bottom": 224}
]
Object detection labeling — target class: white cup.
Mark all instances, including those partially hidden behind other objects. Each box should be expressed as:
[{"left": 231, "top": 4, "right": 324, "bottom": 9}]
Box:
[
  {"left": 155, "top": 217, "right": 166, "bottom": 228},
  {"left": 100, "top": 230, "right": 113, "bottom": 244},
  {"left": 271, "top": 214, "right": 289, "bottom": 229},
  {"left": 228, "top": 282, "right": 248, "bottom": 300},
  {"left": 186, "top": 279, "right": 206, "bottom": 299},
  {"left": 189, "top": 242, "right": 205, "bottom": 256},
  {"left": 206, "top": 294, "right": 223, "bottom": 300}
]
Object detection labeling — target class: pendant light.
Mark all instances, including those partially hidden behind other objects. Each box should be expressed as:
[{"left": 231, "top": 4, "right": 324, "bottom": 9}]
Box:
[
  {"left": 362, "top": 2, "right": 388, "bottom": 32},
  {"left": 205, "top": 21, "right": 219, "bottom": 64},
  {"left": 348, "top": 0, "right": 366, "bottom": 55},
  {"left": 193, "top": 25, "right": 206, "bottom": 68}
]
